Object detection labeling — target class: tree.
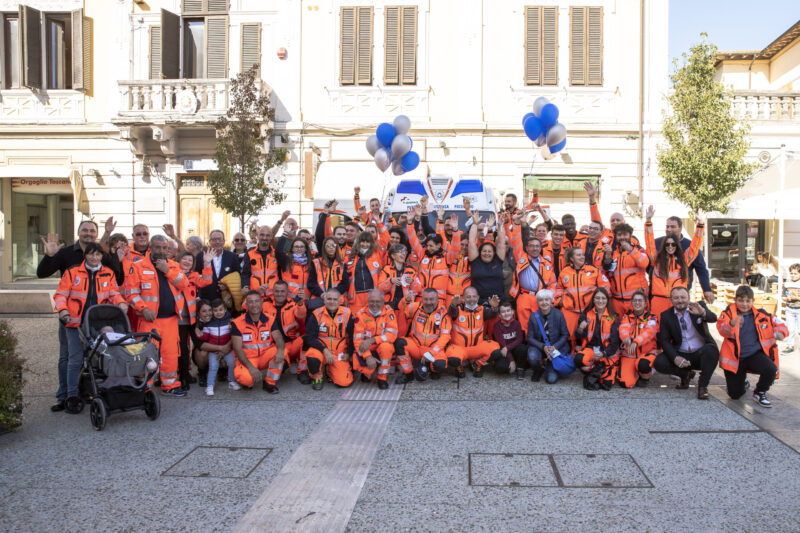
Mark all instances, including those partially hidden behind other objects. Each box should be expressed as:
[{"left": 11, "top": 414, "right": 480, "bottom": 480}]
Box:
[
  {"left": 658, "top": 34, "right": 757, "bottom": 215},
  {"left": 209, "top": 66, "right": 287, "bottom": 232}
]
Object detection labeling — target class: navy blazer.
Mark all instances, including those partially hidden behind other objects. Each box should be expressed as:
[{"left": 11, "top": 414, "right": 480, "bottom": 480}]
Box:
[
  {"left": 658, "top": 302, "right": 718, "bottom": 362},
  {"left": 654, "top": 234, "right": 712, "bottom": 292},
  {"left": 526, "top": 307, "right": 571, "bottom": 355},
  {"left": 196, "top": 249, "right": 241, "bottom": 301}
]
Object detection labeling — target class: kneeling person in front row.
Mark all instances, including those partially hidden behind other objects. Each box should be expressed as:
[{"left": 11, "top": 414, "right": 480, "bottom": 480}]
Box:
[
  {"left": 717, "top": 285, "right": 788, "bottom": 407},
  {"left": 395, "top": 288, "right": 453, "bottom": 381},
  {"left": 574, "top": 288, "right": 620, "bottom": 390},
  {"left": 353, "top": 289, "right": 403, "bottom": 390},
  {"left": 232, "top": 291, "right": 286, "bottom": 394},
  {"left": 303, "top": 289, "right": 355, "bottom": 390},
  {"left": 492, "top": 301, "right": 529, "bottom": 378},
  {"left": 446, "top": 287, "right": 501, "bottom": 378},
  {"left": 526, "top": 289, "right": 573, "bottom": 384},
  {"left": 618, "top": 289, "right": 659, "bottom": 388}
]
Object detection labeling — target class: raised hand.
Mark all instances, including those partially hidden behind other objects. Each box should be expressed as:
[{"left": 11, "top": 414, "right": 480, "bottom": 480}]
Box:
[
  {"left": 354, "top": 186, "right": 361, "bottom": 195},
  {"left": 688, "top": 301, "right": 705, "bottom": 316},
  {"left": 281, "top": 210, "right": 291, "bottom": 221},
  {"left": 645, "top": 205, "right": 655, "bottom": 222},
  {"left": 583, "top": 181, "right": 597, "bottom": 198},
  {"left": 487, "top": 213, "right": 496, "bottom": 228},
  {"left": 41, "top": 233, "right": 63, "bottom": 257},
  {"left": 463, "top": 197, "right": 471, "bottom": 213},
  {"left": 162, "top": 223, "right": 177, "bottom": 239},
  {"left": 105, "top": 216, "right": 117, "bottom": 234},
  {"left": 437, "top": 205, "right": 445, "bottom": 220},
  {"left": 488, "top": 295, "right": 500, "bottom": 308}
]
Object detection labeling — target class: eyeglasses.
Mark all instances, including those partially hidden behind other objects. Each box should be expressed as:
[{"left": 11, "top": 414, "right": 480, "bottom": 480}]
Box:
[
  {"left": 134, "top": 232, "right": 149, "bottom": 237},
  {"left": 233, "top": 238, "right": 246, "bottom": 242},
  {"left": 324, "top": 243, "right": 337, "bottom": 248}
]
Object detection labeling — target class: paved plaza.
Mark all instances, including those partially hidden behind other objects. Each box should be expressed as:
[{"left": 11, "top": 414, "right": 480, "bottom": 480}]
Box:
[{"left": 2, "top": 317, "right": 800, "bottom": 532}]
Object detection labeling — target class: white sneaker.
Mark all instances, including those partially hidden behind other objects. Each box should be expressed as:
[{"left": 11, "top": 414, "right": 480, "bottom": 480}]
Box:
[
  {"left": 205, "top": 386, "right": 214, "bottom": 396},
  {"left": 228, "top": 381, "right": 241, "bottom": 391}
]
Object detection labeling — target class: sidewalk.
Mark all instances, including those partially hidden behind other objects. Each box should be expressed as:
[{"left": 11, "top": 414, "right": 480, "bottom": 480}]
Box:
[{"left": 2, "top": 317, "right": 800, "bottom": 532}]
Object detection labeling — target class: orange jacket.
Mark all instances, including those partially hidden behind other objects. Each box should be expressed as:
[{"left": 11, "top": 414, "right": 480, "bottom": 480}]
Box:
[
  {"left": 556, "top": 264, "right": 610, "bottom": 313},
  {"left": 400, "top": 300, "right": 452, "bottom": 355},
  {"left": 507, "top": 223, "right": 556, "bottom": 298},
  {"left": 580, "top": 235, "right": 613, "bottom": 269},
  {"left": 54, "top": 263, "right": 126, "bottom": 327},
  {"left": 445, "top": 230, "right": 471, "bottom": 298},
  {"left": 281, "top": 262, "right": 310, "bottom": 299},
  {"left": 619, "top": 311, "right": 659, "bottom": 356},
  {"left": 576, "top": 308, "right": 620, "bottom": 357},
  {"left": 119, "top": 248, "right": 147, "bottom": 298},
  {"left": 354, "top": 305, "right": 399, "bottom": 347},
  {"left": 123, "top": 254, "right": 189, "bottom": 316},
  {"left": 182, "top": 267, "right": 213, "bottom": 323},
  {"left": 407, "top": 223, "right": 450, "bottom": 299},
  {"left": 717, "top": 305, "right": 789, "bottom": 373},
  {"left": 247, "top": 247, "right": 280, "bottom": 295},
  {"left": 345, "top": 250, "right": 384, "bottom": 300},
  {"left": 607, "top": 245, "right": 650, "bottom": 302},
  {"left": 541, "top": 243, "right": 567, "bottom": 276},
  {"left": 262, "top": 297, "right": 307, "bottom": 340},
  {"left": 645, "top": 222, "right": 704, "bottom": 298},
  {"left": 378, "top": 263, "right": 417, "bottom": 304},
  {"left": 232, "top": 312, "right": 277, "bottom": 360},
  {"left": 308, "top": 306, "right": 353, "bottom": 355},
  {"left": 449, "top": 304, "right": 493, "bottom": 347}
]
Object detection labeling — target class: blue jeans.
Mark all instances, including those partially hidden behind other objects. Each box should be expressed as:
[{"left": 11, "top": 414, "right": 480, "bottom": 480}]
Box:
[
  {"left": 527, "top": 346, "right": 564, "bottom": 384},
  {"left": 207, "top": 351, "right": 236, "bottom": 386},
  {"left": 785, "top": 307, "right": 800, "bottom": 348},
  {"left": 56, "top": 325, "right": 84, "bottom": 400}
]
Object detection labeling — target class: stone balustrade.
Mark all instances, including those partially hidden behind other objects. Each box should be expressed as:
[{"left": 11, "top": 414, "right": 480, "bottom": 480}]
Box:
[{"left": 731, "top": 91, "right": 800, "bottom": 121}]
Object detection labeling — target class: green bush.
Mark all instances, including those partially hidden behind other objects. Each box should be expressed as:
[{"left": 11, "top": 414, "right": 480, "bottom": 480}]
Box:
[{"left": 0, "top": 320, "right": 24, "bottom": 431}]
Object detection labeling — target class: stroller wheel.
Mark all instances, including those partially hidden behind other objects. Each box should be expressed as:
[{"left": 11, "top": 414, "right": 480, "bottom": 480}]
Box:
[
  {"left": 144, "top": 389, "right": 161, "bottom": 421},
  {"left": 90, "top": 398, "right": 107, "bottom": 431}
]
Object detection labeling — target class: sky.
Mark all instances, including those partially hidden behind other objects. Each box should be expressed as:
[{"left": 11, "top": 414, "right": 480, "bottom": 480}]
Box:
[{"left": 668, "top": 0, "right": 800, "bottom": 70}]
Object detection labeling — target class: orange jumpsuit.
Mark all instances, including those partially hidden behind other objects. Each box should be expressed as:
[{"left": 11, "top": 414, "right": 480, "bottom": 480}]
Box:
[
  {"left": 407, "top": 223, "right": 450, "bottom": 303},
  {"left": 555, "top": 264, "right": 611, "bottom": 340},
  {"left": 262, "top": 297, "right": 306, "bottom": 369},
  {"left": 574, "top": 308, "right": 621, "bottom": 388},
  {"left": 606, "top": 245, "right": 650, "bottom": 316},
  {"left": 352, "top": 305, "right": 404, "bottom": 381},
  {"left": 507, "top": 223, "right": 556, "bottom": 335},
  {"left": 246, "top": 247, "right": 280, "bottom": 297},
  {"left": 645, "top": 222, "right": 704, "bottom": 317},
  {"left": 617, "top": 311, "right": 659, "bottom": 388},
  {"left": 396, "top": 300, "right": 453, "bottom": 373},
  {"left": 303, "top": 306, "right": 355, "bottom": 387},
  {"left": 231, "top": 312, "right": 283, "bottom": 387},
  {"left": 446, "top": 304, "right": 501, "bottom": 368}
]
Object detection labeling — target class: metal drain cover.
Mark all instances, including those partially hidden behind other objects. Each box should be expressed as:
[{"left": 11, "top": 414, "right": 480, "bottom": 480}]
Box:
[{"left": 162, "top": 446, "right": 272, "bottom": 479}]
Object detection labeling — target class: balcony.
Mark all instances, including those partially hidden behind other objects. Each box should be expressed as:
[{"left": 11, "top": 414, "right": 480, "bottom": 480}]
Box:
[
  {"left": 115, "top": 79, "right": 232, "bottom": 125},
  {"left": 0, "top": 90, "right": 85, "bottom": 125},
  {"left": 731, "top": 91, "right": 800, "bottom": 121}
]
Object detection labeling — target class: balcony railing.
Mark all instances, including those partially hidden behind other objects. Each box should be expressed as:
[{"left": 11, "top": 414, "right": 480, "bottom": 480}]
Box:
[
  {"left": 731, "top": 91, "right": 800, "bottom": 121},
  {"left": 116, "top": 79, "right": 231, "bottom": 123}
]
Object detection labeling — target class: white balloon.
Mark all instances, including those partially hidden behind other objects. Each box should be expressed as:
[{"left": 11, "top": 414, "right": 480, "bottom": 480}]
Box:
[
  {"left": 392, "top": 160, "right": 405, "bottom": 176},
  {"left": 546, "top": 123, "right": 567, "bottom": 146},
  {"left": 391, "top": 135, "right": 412, "bottom": 159},
  {"left": 374, "top": 148, "right": 392, "bottom": 172},
  {"left": 535, "top": 134, "right": 547, "bottom": 147},
  {"left": 540, "top": 144, "right": 557, "bottom": 161},
  {"left": 393, "top": 115, "right": 411, "bottom": 135},
  {"left": 533, "top": 96, "right": 550, "bottom": 117},
  {"left": 365, "top": 135, "right": 381, "bottom": 157}
]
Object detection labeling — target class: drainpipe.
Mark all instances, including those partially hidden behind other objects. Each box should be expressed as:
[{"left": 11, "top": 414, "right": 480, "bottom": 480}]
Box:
[{"left": 636, "top": 0, "right": 645, "bottom": 220}]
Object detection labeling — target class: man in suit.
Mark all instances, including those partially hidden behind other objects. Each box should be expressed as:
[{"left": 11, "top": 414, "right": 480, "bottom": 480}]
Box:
[
  {"left": 654, "top": 286, "right": 720, "bottom": 400},
  {"left": 196, "top": 229, "right": 241, "bottom": 302},
  {"left": 654, "top": 216, "right": 715, "bottom": 304}
]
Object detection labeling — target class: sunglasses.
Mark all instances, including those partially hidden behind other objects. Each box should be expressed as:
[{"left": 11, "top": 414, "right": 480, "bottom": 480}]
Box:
[
  {"left": 233, "top": 238, "right": 246, "bottom": 242},
  {"left": 134, "top": 232, "right": 149, "bottom": 237},
  {"left": 665, "top": 242, "right": 677, "bottom": 248}
]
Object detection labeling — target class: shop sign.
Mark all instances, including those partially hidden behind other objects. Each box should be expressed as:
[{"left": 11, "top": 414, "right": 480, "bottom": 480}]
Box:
[{"left": 11, "top": 178, "right": 72, "bottom": 194}]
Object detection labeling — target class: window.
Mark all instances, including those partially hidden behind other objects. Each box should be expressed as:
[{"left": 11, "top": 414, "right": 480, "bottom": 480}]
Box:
[
  {"left": 524, "top": 6, "right": 557, "bottom": 86},
  {"left": 340, "top": 6, "right": 373, "bottom": 86},
  {"left": 46, "top": 14, "right": 71, "bottom": 89},
  {"left": 1, "top": 14, "right": 20, "bottom": 88},
  {"left": 149, "top": 8, "right": 228, "bottom": 80},
  {"left": 240, "top": 23, "right": 261, "bottom": 75},
  {"left": 384, "top": 6, "right": 417, "bottom": 85},
  {"left": 569, "top": 6, "right": 602, "bottom": 86}
]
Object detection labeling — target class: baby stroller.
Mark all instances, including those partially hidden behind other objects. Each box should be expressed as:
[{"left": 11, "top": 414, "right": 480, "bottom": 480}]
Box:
[{"left": 78, "top": 305, "right": 162, "bottom": 431}]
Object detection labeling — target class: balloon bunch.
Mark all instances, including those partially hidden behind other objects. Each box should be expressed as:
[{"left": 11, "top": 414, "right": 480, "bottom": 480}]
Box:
[
  {"left": 365, "top": 115, "right": 421, "bottom": 175},
  {"left": 522, "top": 97, "right": 567, "bottom": 161}
]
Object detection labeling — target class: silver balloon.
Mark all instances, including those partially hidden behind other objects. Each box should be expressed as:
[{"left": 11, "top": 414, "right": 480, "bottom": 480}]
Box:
[
  {"left": 540, "top": 144, "right": 557, "bottom": 161},
  {"left": 374, "top": 148, "right": 392, "bottom": 172},
  {"left": 393, "top": 114, "right": 411, "bottom": 135},
  {"left": 392, "top": 160, "right": 405, "bottom": 176},
  {"left": 546, "top": 123, "right": 567, "bottom": 146},
  {"left": 391, "top": 135, "right": 412, "bottom": 159},
  {"left": 533, "top": 96, "right": 550, "bottom": 117},
  {"left": 365, "top": 134, "right": 381, "bottom": 156},
  {"left": 535, "top": 133, "right": 547, "bottom": 147}
]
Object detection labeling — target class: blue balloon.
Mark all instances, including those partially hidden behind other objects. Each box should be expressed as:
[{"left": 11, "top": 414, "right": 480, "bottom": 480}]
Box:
[
  {"left": 539, "top": 103, "right": 559, "bottom": 129},
  {"left": 522, "top": 112, "right": 535, "bottom": 127},
  {"left": 401, "top": 151, "right": 420, "bottom": 172},
  {"left": 549, "top": 138, "right": 566, "bottom": 154},
  {"left": 376, "top": 123, "right": 396, "bottom": 148},
  {"left": 523, "top": 115, "right": 544, "bottom": 142}
]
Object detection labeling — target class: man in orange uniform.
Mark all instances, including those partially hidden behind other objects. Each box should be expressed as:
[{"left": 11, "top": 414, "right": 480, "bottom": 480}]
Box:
[
  {"left": 446, "top": 287, "right": 501, "bottom": 378},
  {"left": 603, "top": 223, "right": 650, "bottom": 315},
  {"left": 507, "top": 218, "right": 556, "bottom": 335},
  {"left": 407, "top": 207, "right": 450, "bottom": 303},
  {"left": 124, "top": 235, "right": 189, "bottom": 396},
  {"left": 232, "top": 290, "right": 286, "bottom": 394},
  {"left": 542, "top": 224, "right": 568, "bottom": 280},
  {"left": 262, "top": 280, "right": 307, "bottom": 381},
  {"left": 242, "top": 225, "right": 280, "bottom": 298},
  {"left": 618, "top": 290, "right": 660, "bottom": 388},
  {"left": 395, "top": 288, "right": 454, "bottom": 380},
  {"left": 304, "top": 289, "right": 355, "bottom": 390},
  {"left": 353, "top": 289, "right": 405, "bottom": 389},
  {"left": 556, "top": 247, "right": 611, "bottom": 340}
]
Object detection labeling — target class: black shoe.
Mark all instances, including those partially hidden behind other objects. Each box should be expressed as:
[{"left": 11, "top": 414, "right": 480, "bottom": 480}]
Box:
[
  {"left": 297, "top": 372, "right": 311, "bottom": 385},
  {"left": 312, "top": 379, "right": 323, "bottom": 391},
  {"left": 187, "top": 375, "right": 198, "bottom": 384},
  {"left": 262, "top": 383, "right": 279, "bottom": 394},
  {"left": 753, "top": 390, "right": 772, "bottom": 407},
  {"left": 198, "top": 374, "right": 207, "bottom": 388},
  {"left": 516, "top": 369, "right": 525, "bottom": 380},
  {"left": 531, "top": 368, "right": 544, "bottom": 382},
  {"left": 676, "top": 370, "right": 695, "bottom": 390},
  {"left": 430, "top": 371, "right": 441, "bottom": 380},
  {"left": 162, "top": 387, "right": 187, "bottom": 397},
  {"left": 65, "top": 396, "right": 84, "bottom": 414},
  {"left": 635, "top": 379, "right": 649, "bottom": 388},
  {"left": 360, "top": 373, "right": 371, "bottom": 383},
  {"left": 181, "top": 382, "right": 190, "bottom": 391},
  {"left": 473, "top": 368, "right": 484, "bottom": 378},
  {"left": 395, "top": 372, "right": 413, "bottom": 385},
  {"left": 456, "top": 366, "right": 466, "bottom": 379},
  {"left": 377, "top": 380, "right": 389, "bottom": 390},
  {"left": 51, "top": 400, "right": 66, "bottom": 412}
]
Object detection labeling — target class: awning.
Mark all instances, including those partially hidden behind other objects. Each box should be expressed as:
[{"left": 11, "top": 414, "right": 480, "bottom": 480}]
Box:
[
  {"left": 525, "top": 175, "right": 598, "bottom": 192},
  {"left": 724, "top": 157, "right": 800, "bottom": 219}
]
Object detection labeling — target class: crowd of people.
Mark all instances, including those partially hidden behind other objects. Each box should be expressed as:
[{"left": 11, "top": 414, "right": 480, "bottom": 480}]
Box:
[{"left": 41, "top": 182, "right": 795, "bottom": 415}]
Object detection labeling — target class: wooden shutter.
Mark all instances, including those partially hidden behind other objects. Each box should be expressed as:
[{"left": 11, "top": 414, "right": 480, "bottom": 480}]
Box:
[
  {"left": 71, "top": 9, "right": 92, "bottom": 92},
  {"left": 205, "top": 16, "right": 228, "bottom": 78},
  {"left": 384, "top": 7, "right": 400, "bottom": 84},
  {"left": 541, "top": 7, "right": 557, "bottom": 85},
  {"left": 356, "top": 6, "right": 373, "bottom": 85},
  {"left": 206, "top": 0, "right": 228, "bottom": 15},
  {"left": 19, "top": 4, "right": 42, "bottom": 90},
  {"left": 401, "top": 6, "right": 416, "bottom": 84},
  {"left": 587, "top": 7, "right": 602, "bottom": 86},
  {"left": 340, "top": 7, "right": 356, "bottom": 84},
  {"left": 149, "top": 25, "right": 161, "bottom": 79},
  {"left": 569, "top": 6, "right": 585, "bottom": 86},
  {"left": 524, "top": 7, "right": 540, "bottom": 85},
  {"left": 160, "top": 9, "right": 180, "bottom": 79},
  {"left": 240, "top": 22, "right": 261, "bottom": 75},
  {"left": 182, "top": 0, "right": 203, "bottom": 14},
  {"left": 182, "top": 0, "right": 227, "bottom": 14}
]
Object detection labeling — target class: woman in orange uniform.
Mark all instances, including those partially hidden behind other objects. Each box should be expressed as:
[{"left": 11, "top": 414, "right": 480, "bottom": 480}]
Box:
[{"left": 555, "top": 247, "right": 611, "bottom": 340}]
